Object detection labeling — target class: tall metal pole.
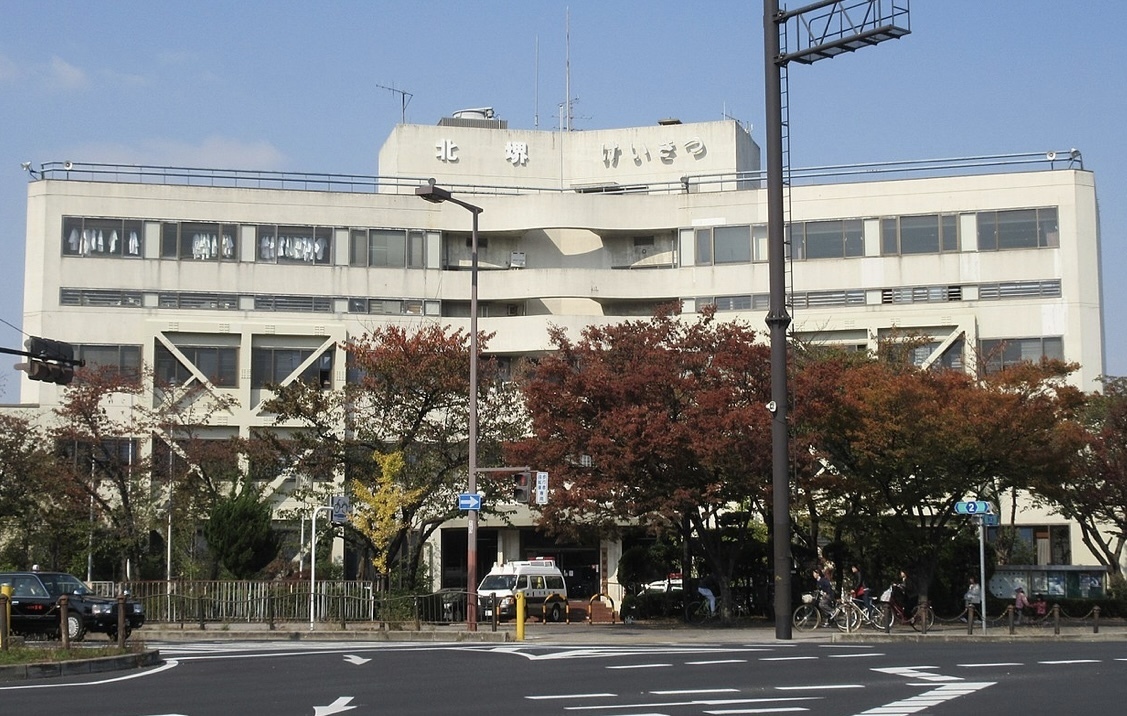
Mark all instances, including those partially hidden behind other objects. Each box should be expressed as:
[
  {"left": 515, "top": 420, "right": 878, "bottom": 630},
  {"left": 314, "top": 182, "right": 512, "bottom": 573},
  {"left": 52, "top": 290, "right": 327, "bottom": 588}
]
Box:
[
  {"left": 764, "top": 0, "right": 793, "bottom": 640},
  {"left": 467, "top": 207, "right": 481, "bottom": 632}
]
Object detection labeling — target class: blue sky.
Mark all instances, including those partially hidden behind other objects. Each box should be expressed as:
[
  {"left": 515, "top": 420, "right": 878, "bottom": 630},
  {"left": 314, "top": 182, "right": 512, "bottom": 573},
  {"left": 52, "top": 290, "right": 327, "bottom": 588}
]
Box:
[{"left": 2, "top": 1, "right": 1125, "bottom": 401}]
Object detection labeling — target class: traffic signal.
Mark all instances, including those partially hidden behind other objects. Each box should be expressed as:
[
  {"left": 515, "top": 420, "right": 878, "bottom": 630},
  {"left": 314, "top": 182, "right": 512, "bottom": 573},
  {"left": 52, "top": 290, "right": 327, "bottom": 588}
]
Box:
[
  {"left": 17, "top": 336, "right": 76, "bottom": 385},
  {"left": 512, "top": 472, "right": 531, "bottom": 504}
]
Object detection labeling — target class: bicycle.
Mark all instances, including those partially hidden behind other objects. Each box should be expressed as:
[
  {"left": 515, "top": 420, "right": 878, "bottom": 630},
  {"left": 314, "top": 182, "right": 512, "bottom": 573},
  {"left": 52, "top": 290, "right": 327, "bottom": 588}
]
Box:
[
  {"left": 687, "top": 598, "right": 719, "bottom": 623},
  {"left": 792, "top": 588, "right": 861, "bottom": 632},
  {"left": 872, "top": 585, "right": 935, "bottom": 632}
]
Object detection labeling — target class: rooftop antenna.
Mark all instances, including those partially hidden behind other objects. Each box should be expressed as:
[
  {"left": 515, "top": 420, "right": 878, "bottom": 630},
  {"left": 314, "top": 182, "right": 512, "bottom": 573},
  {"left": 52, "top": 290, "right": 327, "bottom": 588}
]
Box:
[
  {"left": 375, "top": 82, "right": 414, "bottom": 124},
  {"left": 565, "top": 7, "right": 571, "bottom": 131},
  {"left": 534, "top": 36, "right": 540, "bottom": 128}
]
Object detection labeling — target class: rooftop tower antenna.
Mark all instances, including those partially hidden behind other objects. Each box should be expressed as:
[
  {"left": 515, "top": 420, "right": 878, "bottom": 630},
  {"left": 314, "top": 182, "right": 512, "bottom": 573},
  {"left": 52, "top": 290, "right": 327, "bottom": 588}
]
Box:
[
  {"left": 564, "top": 7, "right": 571, "bottom": 131},
  {"left": 535, "top": 36, "right": 540, "bottom": 128},
  {"left": 375, "top": 82, "right": 414, "bottom": 124}
]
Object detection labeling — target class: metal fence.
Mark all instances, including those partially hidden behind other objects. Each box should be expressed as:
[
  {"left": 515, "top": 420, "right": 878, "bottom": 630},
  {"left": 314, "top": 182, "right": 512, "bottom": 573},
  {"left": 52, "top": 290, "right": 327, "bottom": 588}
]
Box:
[{"left": 115, "top": 580, "right": 473, "bottom": 627}]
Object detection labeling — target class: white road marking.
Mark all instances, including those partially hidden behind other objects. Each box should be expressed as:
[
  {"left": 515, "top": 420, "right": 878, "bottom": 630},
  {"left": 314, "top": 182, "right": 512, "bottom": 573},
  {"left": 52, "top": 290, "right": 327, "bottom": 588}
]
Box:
[
  {"left": 828, "top": 653, "right": 882, "bottom": 659},
  {"left": 851, "top": 681, "right": 994, "bottom": 716},
  {"left": 651, "top": 689, "right": 740, "bottom": 695},
  {"left": 0, "top": 659, "right": 179, "bottom": 691},
  {"left": 606, "top": 663, "right": 672, "bottom": 669},
  {"left": 761, "top": 656, "right": 819, "bottom": 661},
  {"left": 958, "top": 662, "right": 1023, "bottom": 668},
  {"left": 526, "top": 693, "right": 616, "bottom": 700},
  {"left": 776, "top": 684, "right": 864, "bottom": 690},
  {"left": 564, "top": 697, "right": 820, "bottom": 711},
  {"left": 872, "top": 666, "right": 961, "bottom": 682},
  {"left": 1039, "top": 659, "right": 1100, "bottom": 665},
  {"left": 686, "top": 659, "right": 749, "bottom": 665}
]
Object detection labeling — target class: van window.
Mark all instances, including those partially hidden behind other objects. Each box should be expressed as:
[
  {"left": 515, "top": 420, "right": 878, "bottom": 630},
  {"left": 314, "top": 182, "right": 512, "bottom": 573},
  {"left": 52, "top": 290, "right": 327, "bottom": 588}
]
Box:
[
  {"left": 546, "top": 576, "right": 565, "bottom": 591},
  {"left": 516, "top": 576, "right": 529, "bottom": 590},
  {"left": 480, "top": 574, "right": 517, "bottom": 591},
  {"left": 530, "top": 576, "right": 546, "bottom": 590}
]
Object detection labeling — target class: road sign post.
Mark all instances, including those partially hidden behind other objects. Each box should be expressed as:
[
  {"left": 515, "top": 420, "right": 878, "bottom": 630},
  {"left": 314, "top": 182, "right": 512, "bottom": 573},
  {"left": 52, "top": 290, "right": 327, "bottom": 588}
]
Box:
[{"left": 954, "top": 500, "right": 994, "bottom": 636}]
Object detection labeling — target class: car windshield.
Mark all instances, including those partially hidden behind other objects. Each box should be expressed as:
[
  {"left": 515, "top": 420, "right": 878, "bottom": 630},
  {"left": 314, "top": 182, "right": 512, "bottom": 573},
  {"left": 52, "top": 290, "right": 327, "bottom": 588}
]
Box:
[
  {"left": 38, "top": 573, "right": 90, "bottom": 597},
  {"left": 479, "top": 575, "right": 518, "bottom": 591}
]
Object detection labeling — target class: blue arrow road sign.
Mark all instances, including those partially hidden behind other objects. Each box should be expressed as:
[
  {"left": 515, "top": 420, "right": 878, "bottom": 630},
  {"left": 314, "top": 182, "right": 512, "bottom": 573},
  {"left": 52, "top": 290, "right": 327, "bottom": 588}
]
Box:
[
  {"left": 954, "top": 500, "right": 992, "bottom": 515},
  {"left": 458, "top": 493, "right": 482, "bottom": 511}
]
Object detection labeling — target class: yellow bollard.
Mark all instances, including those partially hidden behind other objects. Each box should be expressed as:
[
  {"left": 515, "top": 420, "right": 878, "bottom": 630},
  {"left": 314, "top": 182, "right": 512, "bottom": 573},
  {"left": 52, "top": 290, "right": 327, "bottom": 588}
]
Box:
[
  {"left": 515, "top": 592, "right": 526, "bottom": 641},
  {"left": 1, "top": 584, "right": 11, "bottom": 651}
]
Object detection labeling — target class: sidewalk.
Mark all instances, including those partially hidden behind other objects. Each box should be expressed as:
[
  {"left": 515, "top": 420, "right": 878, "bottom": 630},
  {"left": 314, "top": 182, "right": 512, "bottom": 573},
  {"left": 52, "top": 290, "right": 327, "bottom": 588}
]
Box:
[{"left": 134, "top": 618, "right": 1127, "bottom": 645}]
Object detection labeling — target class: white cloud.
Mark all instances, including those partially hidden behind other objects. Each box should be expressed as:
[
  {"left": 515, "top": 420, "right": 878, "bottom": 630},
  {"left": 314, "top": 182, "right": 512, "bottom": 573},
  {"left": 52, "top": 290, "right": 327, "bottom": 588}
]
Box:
[
  {"left": 66, "top": 136, "right": 288, "bottom": 170},
  {"left": 48, "top": 56, "right": 87, "bottom": 89}
]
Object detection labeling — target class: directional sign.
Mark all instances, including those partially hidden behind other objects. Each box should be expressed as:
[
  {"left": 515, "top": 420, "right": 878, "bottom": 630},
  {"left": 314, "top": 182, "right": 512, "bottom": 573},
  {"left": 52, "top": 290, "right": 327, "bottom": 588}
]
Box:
[
  {"left": 981, "top": 513, "right": 999, "bottom": 526},
  {"left": 954, "top": 500, "right": 992, "bottom": 515},
  {"left": 534, "top": 471, "right": 549, "bottom": 505},
  {"left": 458, "top": 492, "right": 482, "bottom": 511}
]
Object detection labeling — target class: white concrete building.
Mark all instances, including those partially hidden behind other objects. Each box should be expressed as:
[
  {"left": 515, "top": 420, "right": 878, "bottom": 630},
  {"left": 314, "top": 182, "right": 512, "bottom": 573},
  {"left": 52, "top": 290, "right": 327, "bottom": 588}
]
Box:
[{"left": 13, "top": 113, "right": 1105, "bottom": 599}]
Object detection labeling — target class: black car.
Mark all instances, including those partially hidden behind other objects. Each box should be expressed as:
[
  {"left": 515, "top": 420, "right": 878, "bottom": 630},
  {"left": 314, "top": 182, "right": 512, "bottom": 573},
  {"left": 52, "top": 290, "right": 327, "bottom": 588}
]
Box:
[{"left": 0, "top": 571, "right": 145, "bottom": 641}]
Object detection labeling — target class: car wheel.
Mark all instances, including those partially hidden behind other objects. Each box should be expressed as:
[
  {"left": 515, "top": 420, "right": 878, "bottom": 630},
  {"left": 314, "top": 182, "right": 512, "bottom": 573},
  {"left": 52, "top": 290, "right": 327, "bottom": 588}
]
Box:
[
  {"left": 547, "top": 603, "right": 563, "bottom": 623},
  {"left": 66, "top": 612, "right": 87, "bottom": 642}
]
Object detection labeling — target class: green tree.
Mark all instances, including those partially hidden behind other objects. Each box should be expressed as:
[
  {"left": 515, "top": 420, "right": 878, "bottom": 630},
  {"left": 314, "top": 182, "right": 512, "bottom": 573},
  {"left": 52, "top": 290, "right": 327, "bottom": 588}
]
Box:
[{"left": 204, "top": 486, "right": 280, "bottom": 578}]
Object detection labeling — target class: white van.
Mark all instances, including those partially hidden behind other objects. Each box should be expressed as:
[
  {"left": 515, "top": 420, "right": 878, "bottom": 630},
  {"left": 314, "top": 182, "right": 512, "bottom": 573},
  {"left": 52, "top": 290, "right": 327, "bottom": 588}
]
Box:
[{"left": 478, "top": 558, "right": 569, "bottom": 622}]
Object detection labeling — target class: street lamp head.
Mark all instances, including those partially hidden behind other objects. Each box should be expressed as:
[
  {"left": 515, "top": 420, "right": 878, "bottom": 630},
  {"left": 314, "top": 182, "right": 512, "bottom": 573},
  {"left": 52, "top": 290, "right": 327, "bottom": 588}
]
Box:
[{"left": 416, "top": 179, "right": 452, "bottom": 204}]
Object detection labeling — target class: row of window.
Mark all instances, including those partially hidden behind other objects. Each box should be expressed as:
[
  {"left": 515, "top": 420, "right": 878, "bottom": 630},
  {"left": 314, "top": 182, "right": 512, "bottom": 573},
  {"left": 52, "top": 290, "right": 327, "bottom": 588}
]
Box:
[
  {"left": 61, "top": 207, "right": 1061, "bottom": 267},
  {"left": 89, "top": 343, "right": 335, "bottom": 389},
  {"left": 64, "top": 277, "right": 1064, "bottom": 318},
  {"left": 75, "top": 334, "right": 1066, "bottom": 387},
  {"left": 702, "top": 279, "right": 1062, "bottom": 313}
]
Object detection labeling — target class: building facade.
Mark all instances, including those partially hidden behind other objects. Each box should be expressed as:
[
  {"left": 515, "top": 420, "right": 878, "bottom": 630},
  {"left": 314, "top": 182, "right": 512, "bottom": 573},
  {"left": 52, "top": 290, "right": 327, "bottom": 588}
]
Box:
[{"left": 15, "top": 114, "right": 1105, "bottom": 598}]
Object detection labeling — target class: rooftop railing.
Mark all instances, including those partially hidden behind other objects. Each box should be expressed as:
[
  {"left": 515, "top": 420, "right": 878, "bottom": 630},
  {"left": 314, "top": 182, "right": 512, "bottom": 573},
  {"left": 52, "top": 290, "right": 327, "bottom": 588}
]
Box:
[{"left": 27, "top": 149, "right": 1084, "bottom": 198}]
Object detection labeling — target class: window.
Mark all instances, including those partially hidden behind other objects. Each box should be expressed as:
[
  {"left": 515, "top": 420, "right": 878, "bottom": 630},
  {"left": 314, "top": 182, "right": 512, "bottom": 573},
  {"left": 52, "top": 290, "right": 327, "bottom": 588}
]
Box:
[
  {"left": 252, "top": 348, "right": 333, "bottom": 388},
  {"left": 253, "top": 295, "right": 333, "bottom": 312},
  {"left": 978, "top": 280, "right": 1062, "bottom": 300},
  {"left": 881, "top": 214, "right": 959, "bottom": 255},
  {"left": 62, "top": 217, "right": 143, "bottom": 257},
  {"left": 257, "top": 225, "right": 332, "bottom": 264},
  {"left": 60, "top": 288, "right": 143, "bottom": 307},
  {"left": 980, "top": 337, "right": 1064, "bottom": 374},
  {"left": 74, "top": 344, "right": 142, "bottom": 382},
  {"left": 977, "top": 207, "right": 1058, "bottom": 250},
  {"left": 694, "top": 224, "right": 759, "bottom": 265},
  {"left": 158, "top": 292, "right": 240, "bottom": 310},
  {"left": 792, "top": 219, "right": 864, "bottom": 260},
  {"left": 155, "top": 344, "right": 238, "bottom": 387},
  {"left": 370, "top": 229, "right": 406, "bottom": 267},
  {"left": 881, "top": 286, "right": 963, "bottom": 304},
  {"left": 160, "top": 221, "right": 238, "bottom": 261}
]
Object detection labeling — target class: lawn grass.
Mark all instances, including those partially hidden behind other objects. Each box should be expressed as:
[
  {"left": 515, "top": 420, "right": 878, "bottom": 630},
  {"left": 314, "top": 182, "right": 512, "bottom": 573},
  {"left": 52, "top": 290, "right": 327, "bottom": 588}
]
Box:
[{"left": 0, "top": 643, "right": 139, "bottom": 666}]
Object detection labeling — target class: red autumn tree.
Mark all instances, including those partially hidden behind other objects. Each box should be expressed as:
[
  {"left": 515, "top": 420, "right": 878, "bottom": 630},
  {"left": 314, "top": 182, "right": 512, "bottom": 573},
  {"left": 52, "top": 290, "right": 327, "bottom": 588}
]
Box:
[{"left": 510, "top": 306, "right": 772, "bottom": 614}]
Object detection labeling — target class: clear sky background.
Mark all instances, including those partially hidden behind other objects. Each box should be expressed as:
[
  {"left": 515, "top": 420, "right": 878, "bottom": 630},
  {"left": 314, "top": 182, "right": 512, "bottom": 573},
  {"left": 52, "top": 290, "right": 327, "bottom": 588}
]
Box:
[{"left": 2, "top": 1, "right": 1124, "bottom": 403}]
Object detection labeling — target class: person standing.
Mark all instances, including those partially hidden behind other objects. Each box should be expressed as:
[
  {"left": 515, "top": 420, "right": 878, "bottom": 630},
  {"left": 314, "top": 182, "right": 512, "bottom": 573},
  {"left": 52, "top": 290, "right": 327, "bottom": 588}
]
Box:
[
  {"left": 1013, "top": 586, "right": 1030, "bottom": 624},
  {"left": 964, "top": 576, "right": 982, "bottom": 622},
  {"left": 850, "top": 564, "right": 872, "bottom": 610}
]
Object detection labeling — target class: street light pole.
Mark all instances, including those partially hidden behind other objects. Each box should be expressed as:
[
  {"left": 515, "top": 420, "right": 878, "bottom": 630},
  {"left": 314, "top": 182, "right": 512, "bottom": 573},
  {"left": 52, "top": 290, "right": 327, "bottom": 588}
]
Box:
[
  {"left": 416, "top": 181, "right": 484, "bottom": 631},
  {"left": 764, "top": 0, "right": 910, "bottom": 639}
]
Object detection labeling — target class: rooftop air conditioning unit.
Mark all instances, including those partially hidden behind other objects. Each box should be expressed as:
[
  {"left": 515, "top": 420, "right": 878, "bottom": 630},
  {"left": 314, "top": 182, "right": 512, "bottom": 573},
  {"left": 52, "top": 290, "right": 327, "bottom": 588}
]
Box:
[{"left": 509, "top": 251, "right": 526, "bottom": 268}]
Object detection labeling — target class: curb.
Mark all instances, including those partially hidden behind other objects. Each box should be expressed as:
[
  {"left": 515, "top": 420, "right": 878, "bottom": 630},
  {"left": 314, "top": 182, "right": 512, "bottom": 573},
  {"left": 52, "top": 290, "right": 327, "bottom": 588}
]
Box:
[{"left": 0, "top": 650, "right": 162, "bottom": 683}]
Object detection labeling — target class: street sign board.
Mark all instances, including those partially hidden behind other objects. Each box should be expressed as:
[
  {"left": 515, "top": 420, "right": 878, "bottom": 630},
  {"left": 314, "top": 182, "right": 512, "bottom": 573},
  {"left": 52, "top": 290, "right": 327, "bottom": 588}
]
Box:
[
  {"left": 954, "top": 500, "right": 992, "bottom": 515},
  {"left": 534, "top": 471, "right": 549, "bottom": 505},
  {"left": 458, "top": 493, "right": 482, "bottom": 511},
  {"left": 981, "top": 513, "right": 999, "bottom": 526},
  {"left": 330, "top": 494, "right": 350, "bottom": 525}
]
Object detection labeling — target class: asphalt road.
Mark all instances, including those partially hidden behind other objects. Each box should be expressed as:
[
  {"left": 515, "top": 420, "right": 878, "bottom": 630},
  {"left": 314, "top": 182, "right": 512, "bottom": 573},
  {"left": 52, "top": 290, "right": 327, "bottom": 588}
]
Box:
[{"left": 1, "top": 638, "right": 1123, "bottom": 715}]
